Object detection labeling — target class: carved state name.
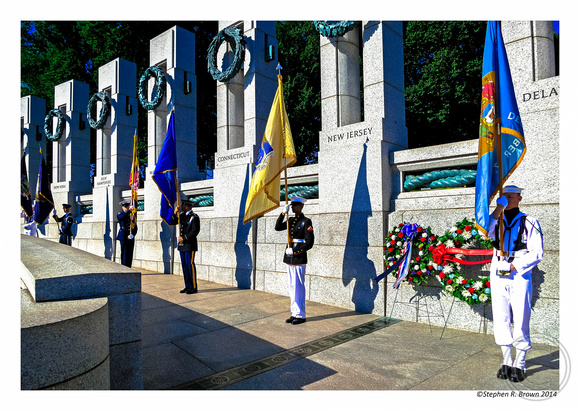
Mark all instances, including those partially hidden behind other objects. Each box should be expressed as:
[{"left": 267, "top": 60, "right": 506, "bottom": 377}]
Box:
[{"left": 326, "top": 126, "right": 373, "bottom": 143}]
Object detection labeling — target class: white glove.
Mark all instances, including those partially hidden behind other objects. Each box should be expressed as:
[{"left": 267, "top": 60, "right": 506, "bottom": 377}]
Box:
[
  {"left": 286, "top": 247, "right": 293, "bottom": 256},
  {"left": 282, "top": 204, "right": 290, "bottom": 214},
  {"left": 128, "top": 234, "right": 134, "bottom": 240},
  {"left": 496, "top": 196, "right": 508, "bottom": 208}
]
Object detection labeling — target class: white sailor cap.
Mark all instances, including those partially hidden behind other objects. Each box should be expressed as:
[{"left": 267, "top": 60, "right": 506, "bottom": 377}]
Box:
[
  {"left": 290, "top": 196, "right": 306, "bottom": 204},
  {"left": 119, "top": 199, "right": 130, "bottom": 206},
  {"left": 503, "top": 185, "right": 523, "bottom": 193}
]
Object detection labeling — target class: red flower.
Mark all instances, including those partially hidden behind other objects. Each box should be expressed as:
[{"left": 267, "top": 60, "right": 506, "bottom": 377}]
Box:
[
  {"left": 420, "top": 237, "right": 426, "bottom": 242},
  {"left": 398, "top": 232, "right": 404, "bottom": 238},
  {"left": 430, "top": 236, "right": 436, "bottom": 241},
  {"left": 388, "top": 248, "right": 394, "bottom": 253},
  {"left": 417, "top": 227, "right": 423, "bottom": 232},
  {"left": 446, "top": 279, "right": 452, "bottom": 285},
  {"left": 428, "top": 245, "right": 434, "bottom": 251},
  {"left": 399, "top": 223, "right": 404, "bottom": 227},
  {"left": 468, "top": 287, "right": 475, "bottom": 293},
  {"left": 408, "top": 276, "right": 414, "bottom": 281},
  {"left": 486, "top": 281, "right": 490, "bottom": 287},
  {"left": 390, "top": 240, "right": 396, "bottom": 245},
  {"left": 439, "top": 272, "right": 446, "bottom": 279},
  {"left": 462, "top": 279, "right": 468, "bottom": 285},
  {"left": 456, "top": 229, "right": 463, "bottom": 234},
  {"left": 415, "top": 256, "right": 420, "bottom": 261},
  {"left": 465, "top": 225, "right": 472, "bottom": 231},
  {"left": 428, "top": 265, "right": 434, "bottom": 270},
  {"left": 416, "top": 270, "right": 422, "bottom": 275},
  {"left": 455, "top": 240, "right": 461, "bottom": 246}
]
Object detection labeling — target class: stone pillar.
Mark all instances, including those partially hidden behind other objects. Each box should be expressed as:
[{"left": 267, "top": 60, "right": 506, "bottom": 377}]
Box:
[
  {"left": 21, "top": 95, "right": 46, "bottom": 202},
  {"left": 211, "top": 21, "right": 278, "bottom": 287},
  {"left": 502, "top": 21, "right": 556, "bottom": 85},
  {"left": 140, "top": 26, "right": 199, "bottom": 272},
  {"left": 144, "top": 26, "right": 200, "bottom": 221},
  {"left": 320, "top": 27, "right": 361, "bottom": 129},
  {"left": 51, "top": 80, "right": 92, "bottom": 213},
  {"left": 92, "top": 58, "right": 138, "bottom": 258},
  {"left": 316, "top": 21, "right": 407, "bottom": 314}
]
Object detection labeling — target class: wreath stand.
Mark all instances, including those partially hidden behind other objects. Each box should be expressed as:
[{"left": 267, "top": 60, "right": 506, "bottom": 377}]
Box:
[{"left": 387, "top": 284, "right": 450, "bottom": 338}]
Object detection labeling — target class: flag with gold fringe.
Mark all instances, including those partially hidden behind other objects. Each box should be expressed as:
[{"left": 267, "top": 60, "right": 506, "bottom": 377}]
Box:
[
  {"left": 243, "top": 75, "right": 296, "bottom": 224},
  {"left": 152, "top": 110, "right": 178, "bottom": 225},
  {"left": 33, "top": 150, "right": 54, "bottom": 224},
  {"left": 129, "top": 131, "right": 139, "bottom": 231},
  {"left": 475, "top": 21, "right": 526, "bottom": 237}
]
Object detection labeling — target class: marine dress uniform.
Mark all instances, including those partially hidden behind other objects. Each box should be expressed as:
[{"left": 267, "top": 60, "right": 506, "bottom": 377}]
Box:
[
  {"left": 170, "top": 201, "right": 200, "bottom": 294},
  {"left": 117, "top": 200, "right": 138, "bottom": 267},
  {"left": 274, "top": 197, "right": 314, "bottom": 325},
  {"left": 488, "top": 185, "right": 543, "bottom": 382},
  {"left": 53, "top": 204, "right": 74, "bottom": 246}
]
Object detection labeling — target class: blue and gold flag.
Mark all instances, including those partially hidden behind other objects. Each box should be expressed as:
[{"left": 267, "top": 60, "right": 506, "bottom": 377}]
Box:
[
  {"left": 33, "top": 149, "right": 54, "bottom": 224},
  {"left": 243, "top": 75, "right": 296, "bottom": 224},
  {"left": 475, "top": 21, "right": 526, "bottom": 237},
  {"left": 152, "top": 110, "right": 178, "bottom": 225},
  {"left": 21, "top": 152, "right": 33, "bottom": 218}
]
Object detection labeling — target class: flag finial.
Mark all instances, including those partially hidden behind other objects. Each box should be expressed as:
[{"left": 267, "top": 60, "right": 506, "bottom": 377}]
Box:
[{"left": 276, "top": 63, "right": 282, "bottom": 75}]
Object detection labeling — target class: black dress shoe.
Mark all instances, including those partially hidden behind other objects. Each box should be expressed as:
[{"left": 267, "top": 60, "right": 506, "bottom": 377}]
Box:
[
  {"left": 180, "top": 288, "right": 188, "bottom": 293},
  {"left": 496, "top": 365, "right": 512, "bottom": 379},
  {"left": 509, "top": 367, "right": 526, "bottom": 382},
  {"left": 285, "top": 316, "right": 296, "bottom": 323},
  {"left": 186, "top": 288, "right": 198, "bottom": 294},
  {"left": 291, "top": 318, "right": 306, "bottom": 325}
]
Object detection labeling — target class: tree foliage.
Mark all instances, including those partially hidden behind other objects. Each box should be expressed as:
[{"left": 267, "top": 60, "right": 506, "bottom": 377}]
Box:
[
  {"left": 403, "top": 21, "right": 487, "bottom": 148},
  {"left": 21, "top": 21, "right": 217, "bottom": 177},
  {"left": 276, "top": 21, "right": 321, "bottom": 164}
]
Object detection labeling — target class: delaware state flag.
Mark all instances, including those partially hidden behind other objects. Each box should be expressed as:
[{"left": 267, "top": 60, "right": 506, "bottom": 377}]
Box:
[{"left": 475, "top": 21, "right": 526, "bottom": 237}]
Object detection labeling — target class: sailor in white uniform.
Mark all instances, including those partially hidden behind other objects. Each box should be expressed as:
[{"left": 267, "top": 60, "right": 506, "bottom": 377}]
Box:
[{"left": 489, "top": 185, "right": 544, "bottom": 382}]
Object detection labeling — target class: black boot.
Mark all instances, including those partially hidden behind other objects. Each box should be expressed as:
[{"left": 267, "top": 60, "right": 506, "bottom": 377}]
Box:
[
  {"left": 496, "top": 365, "right": 512, "bottom": 379},
  {"left": 509, "top": 367, "right": 526, "bottom": 382}
]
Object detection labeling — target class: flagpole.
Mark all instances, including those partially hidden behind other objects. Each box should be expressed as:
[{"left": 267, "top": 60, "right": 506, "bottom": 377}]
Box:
[{"left": 284, "top": 159, "right": 290, "bottom": 247}]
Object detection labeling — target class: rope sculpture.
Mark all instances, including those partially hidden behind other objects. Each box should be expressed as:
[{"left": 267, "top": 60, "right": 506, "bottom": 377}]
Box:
[
  {"left": 404, "top": 169, "right": 477, "bottom": 191},
  {"left": 313, "top": 21, "right": 358, "bottom": 37}
]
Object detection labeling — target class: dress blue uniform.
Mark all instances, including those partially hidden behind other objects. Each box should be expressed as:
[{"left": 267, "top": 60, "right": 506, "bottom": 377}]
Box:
[
  {"left": 117, "top": 201, "right": 138, "bottom": 267},
  {"left": 53, "top": 204, "right": 74, "bottom": 246},
  {"left": 274, "top": 197, "right": 314, "bottom": 324},
  {"left": 170, "top": 201, "right": 200, "bottom": 293}
]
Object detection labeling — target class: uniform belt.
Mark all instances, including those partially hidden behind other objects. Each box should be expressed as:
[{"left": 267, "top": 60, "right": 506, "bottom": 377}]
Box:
[
  {"left": 494, "top": 249, "right": 528, "bottom": 258},
  {"left": 292, "top": 239, "right": 305, "bottom": 243}
]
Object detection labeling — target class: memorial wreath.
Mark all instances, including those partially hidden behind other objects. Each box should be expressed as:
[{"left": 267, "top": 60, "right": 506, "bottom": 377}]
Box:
[
  {"left": 87, "top": 91, "right": 111, "bottom": 129},
  {"left": 138, "top": 66, "right": 166, "bottom": 111},
  {"left": 207, "top": 26, "right": 246, "bottom": 83},
  {"left": 44, "top": 109, "right": 65, "bottom": 141},
  {"left": 380, "top": 218, "right": 494, "bottom": 305},
  {"left": 313, "top": 21, "right": 358, "bottom": 37}
]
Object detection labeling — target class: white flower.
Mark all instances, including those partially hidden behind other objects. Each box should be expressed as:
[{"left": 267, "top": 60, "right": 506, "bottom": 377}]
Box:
[
  {"left": 395, "top": 228, "right": 400, "bottom": 232},
  {"left": 442, "top": 265, "right": 454, "bottom": 274},
  {"left": 445, "top": 240, "right": 454, "bottom": 247},
  {"left": 396, "top": 254, "right": 401, "bottom": 260},
  {"left": 473, "top": 281, "right": 483, "bottom": 290},
  {"left": 455, "top": 276, "right": 465, "bottom": 284},
  {"left": 461, "top": 289, "right": 472, "bottom": 298},
  {"left": 463, "top": 231, "right": 472, "bottom": 240},
  {"left": 397, "top": 241, "right": 402, "bottom": 247},
  {"left": 414, "top": 265, "right": 420, "bottom": 270},
  {"left": 391, "top": 235, "right": 396, "bottom": 240},
  {"left": 422, "top": 232, "right": 428, "bottom": 238},
  {"left": 419, "top": 250, "right": 424, "bottom": 256},
  {"left": 445, "top": 285, "right": 454, "bottom": 292},
  {"left": 479, "top": 294, "right": 489, "bottom": 303}
]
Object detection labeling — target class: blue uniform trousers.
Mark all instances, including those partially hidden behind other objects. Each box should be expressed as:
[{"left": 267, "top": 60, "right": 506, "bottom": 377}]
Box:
[{"left": 179, "top": 250, "right": 197, "bottom": 289}]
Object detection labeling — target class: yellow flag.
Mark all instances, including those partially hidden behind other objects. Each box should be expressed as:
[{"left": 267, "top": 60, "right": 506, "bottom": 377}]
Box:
[
  {"left": 243, "top": 75, "right": 296, "bottom": 224},
  {"left": 129, "top": 132, "right": 139, "bottom": 231}
]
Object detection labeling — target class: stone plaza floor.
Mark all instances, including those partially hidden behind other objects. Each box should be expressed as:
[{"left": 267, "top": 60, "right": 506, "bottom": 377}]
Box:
[{"left": 140, "top": 270, "right": 561, "bottom": 392}]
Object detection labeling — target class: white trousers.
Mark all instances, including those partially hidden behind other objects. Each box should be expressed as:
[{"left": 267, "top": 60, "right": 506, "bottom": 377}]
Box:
[
  {"left": 286, "top": 263, "right": 306, "bottom": 319},
  {"left": 490, "top": 270, "right": 533, "bottom": 350}
]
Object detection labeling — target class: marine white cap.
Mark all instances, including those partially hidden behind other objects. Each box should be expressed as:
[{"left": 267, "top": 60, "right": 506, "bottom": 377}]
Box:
[
  {"left": 503, "top": 185, "right": 523, "bottom": 193},
  {"left": 290, "top": 196, "right": 306, "bottom": 204}
]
